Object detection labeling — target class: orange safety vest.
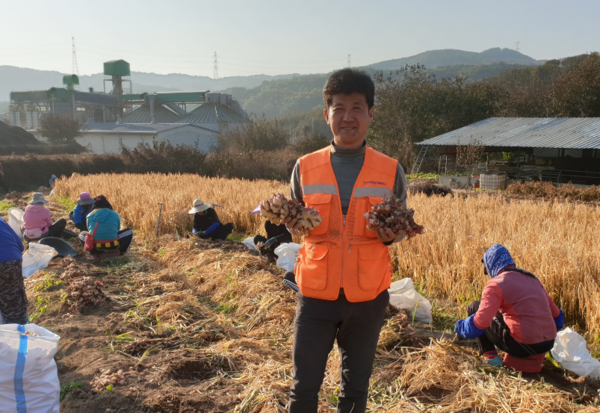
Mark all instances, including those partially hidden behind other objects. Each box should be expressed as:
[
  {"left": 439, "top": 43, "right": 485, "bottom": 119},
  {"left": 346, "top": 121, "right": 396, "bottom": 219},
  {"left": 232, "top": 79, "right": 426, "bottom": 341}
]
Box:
[{"left": 295, "top": 145, "right": 398, "bottom": 302}]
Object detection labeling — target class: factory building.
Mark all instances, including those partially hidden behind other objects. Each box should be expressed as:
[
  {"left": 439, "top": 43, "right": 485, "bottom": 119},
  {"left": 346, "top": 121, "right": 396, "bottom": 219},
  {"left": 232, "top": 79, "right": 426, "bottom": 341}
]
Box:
[{"left": 8, "top": 59, "right": 248, "bottom": 154}]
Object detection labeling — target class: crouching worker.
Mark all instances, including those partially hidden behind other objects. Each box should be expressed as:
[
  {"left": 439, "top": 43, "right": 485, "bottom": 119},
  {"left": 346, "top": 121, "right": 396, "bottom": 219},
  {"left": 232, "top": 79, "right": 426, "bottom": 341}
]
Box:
[
  {"left": 23, "top": 192, "right": 67, "bottom": 241},
  {"left": 455, "top": 244, "right": 564, "bottom": 373},
  {"left": 189, "top": 199, "right": 233, "bottom": 241},
  {"left": 69, "top": 192, "right": 94, "bottom": 231},
  {"left": 78, "top": 195, "right": 134, "bottom": 255},
  {"left": 0, "top": 218, "right": 27, "bottom": 324},
  {"left": 251, "top": 205, "right": 293, "bottom": 259}
]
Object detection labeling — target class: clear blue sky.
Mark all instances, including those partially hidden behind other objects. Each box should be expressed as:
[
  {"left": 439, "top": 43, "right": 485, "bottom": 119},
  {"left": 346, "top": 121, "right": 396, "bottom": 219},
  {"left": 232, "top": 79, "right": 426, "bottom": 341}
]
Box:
[{"left": 1, "top": 0, "right": 598, "bottom": 77}]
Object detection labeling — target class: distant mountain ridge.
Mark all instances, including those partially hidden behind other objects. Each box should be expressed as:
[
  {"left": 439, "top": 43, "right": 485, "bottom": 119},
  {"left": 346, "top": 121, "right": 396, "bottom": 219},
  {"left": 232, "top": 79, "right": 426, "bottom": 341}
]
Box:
[
  {"left": 0, "top": 65, "right": 298, "bottom": 102},
  {"left": 0, "top": 48, "right": 542, "bottom": 102},
  {"left": 369, "top": 48, "right": 542, "bottom": 70}
]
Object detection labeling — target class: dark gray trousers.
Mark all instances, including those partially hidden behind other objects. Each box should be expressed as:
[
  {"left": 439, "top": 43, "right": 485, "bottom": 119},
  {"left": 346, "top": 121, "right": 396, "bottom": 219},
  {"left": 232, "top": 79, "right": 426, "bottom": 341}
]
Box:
[
  {"left": 289, "top": 289, "right": 389, "bottom": 413},
  {"left": 0, "top": 260, "right": 28, "bottom": 325}
]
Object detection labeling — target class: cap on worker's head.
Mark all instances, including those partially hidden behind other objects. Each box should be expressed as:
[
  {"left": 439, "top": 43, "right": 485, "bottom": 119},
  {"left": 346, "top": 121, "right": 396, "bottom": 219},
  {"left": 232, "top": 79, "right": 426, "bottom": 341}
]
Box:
[
  {"left": 29, "top": 192, "right": 49, "bottom": 205},
  {"left": 483, "top": 244, "right": 515, "bottom": 278},
  {"left": 92, "top": 195, "right": 113, "bottom": 210},
  {"left": 77, "top": 192, "right": 93, "bottom": 206},
  {"left": 189, "top": 199, "right": 212, "bottom": 214}
]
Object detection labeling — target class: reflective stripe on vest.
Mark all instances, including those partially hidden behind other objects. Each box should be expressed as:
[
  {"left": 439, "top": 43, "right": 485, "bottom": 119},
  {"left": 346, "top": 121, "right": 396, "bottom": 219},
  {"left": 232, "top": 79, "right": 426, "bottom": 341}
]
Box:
[{"left": 296, "top": 145, "right": 398, "bottom": 303}]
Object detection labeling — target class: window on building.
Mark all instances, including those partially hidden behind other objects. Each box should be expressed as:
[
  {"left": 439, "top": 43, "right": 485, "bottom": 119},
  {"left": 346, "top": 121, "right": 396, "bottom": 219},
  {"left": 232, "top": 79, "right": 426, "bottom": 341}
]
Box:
[
  {"left": 533, "top": 148, "right": 560, "bottom": 158},
  {"left": 563, "top": 149, "right": 583, "bottom": 158}
]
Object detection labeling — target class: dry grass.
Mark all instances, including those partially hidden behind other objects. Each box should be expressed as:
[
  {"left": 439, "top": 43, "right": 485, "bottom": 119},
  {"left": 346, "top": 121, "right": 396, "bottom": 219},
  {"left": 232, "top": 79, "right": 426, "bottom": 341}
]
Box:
[
  {"left": 55, "top": 173, "right": 600, "bottom": 337},
  {"left": 395, "top": 193, "right": 600, "bottom": 336},
  {"left": 139, "top": 237, "right": 599, "bottom": 412},
  {"left": 506, "top": 181, "right": 600, "bottom": 203},
  {"left": 22, "top": 189, "right": 600, "bottom": 411},
  {"left": 53, "top": 173, "right": 288, "bottom": 237},
  {"left": 56, "top": 174, "right": 600, "bottom": 333}
]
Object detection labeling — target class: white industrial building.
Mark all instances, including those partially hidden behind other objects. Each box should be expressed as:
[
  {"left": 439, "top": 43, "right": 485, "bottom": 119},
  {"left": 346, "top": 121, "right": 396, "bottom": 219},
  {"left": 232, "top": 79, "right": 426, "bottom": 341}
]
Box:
[{"left": 32, "top": 123, "right": 218, "bottom": 154}]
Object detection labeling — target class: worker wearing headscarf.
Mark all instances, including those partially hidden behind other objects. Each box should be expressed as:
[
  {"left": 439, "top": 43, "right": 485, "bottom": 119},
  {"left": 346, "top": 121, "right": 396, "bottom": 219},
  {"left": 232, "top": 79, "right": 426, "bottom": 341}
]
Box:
[{"left": 455, "top": 244, "right": 564, "bottom": 371}]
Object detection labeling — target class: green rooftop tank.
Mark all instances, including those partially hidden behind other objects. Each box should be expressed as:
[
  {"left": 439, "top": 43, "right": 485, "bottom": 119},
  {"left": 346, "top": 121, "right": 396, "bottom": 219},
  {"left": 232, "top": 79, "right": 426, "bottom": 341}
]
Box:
[
  {"left": 62, "top": 74, "right": 79, "bottom": 86},
  {"left": 104, "top": 60, "right": 130, "bottom": 76}
]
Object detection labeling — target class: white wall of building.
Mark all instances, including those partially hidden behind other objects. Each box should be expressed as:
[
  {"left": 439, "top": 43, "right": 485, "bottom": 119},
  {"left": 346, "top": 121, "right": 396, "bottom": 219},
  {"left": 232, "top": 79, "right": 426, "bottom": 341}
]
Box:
[{"left": 74, "top": 125, "right": 217, "bottom": 154}]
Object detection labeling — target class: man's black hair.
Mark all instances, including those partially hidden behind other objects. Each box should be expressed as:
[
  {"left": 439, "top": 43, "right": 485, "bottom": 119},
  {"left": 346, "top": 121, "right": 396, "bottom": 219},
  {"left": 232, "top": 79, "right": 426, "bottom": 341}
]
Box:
[{"left": 323, "top": 68, "right": 375, "bottom": 109}]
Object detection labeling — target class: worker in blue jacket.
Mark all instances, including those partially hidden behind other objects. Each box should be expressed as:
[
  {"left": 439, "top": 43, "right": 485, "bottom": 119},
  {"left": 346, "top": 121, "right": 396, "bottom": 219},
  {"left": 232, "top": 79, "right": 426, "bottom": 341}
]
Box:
[
  {"left": 77, "top": 195, "right": 134, "bottom": 254},
  {"left": 70, "top": 192, "right": 94, "bottom": 231},
  {"left": 0, "top": 218, "right": 27, "bottom": 324}
]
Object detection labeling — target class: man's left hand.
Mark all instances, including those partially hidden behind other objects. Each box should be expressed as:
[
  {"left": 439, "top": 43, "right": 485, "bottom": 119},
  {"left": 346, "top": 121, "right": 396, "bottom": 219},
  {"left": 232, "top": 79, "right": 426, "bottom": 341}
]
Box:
[{"left": 375, "top": 227, "right": 400, "bottom": 243}]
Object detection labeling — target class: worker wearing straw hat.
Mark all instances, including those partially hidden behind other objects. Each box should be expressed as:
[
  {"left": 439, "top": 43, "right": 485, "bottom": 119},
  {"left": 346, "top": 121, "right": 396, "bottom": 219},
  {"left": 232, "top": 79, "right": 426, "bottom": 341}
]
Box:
[
  {"left": 189, "top": 199, "right": 233, "bottom": 241},
  {"left": 285, "top": 69, "right": 415, "bottom": 413},
  {"left": 22, "top": 192, "right": 67, "bottom": 240}
]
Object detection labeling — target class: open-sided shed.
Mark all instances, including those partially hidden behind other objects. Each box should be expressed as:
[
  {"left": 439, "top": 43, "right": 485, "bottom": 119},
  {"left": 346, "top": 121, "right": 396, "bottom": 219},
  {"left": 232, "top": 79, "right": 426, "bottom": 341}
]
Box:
[{"left": 416, "top": 118, "right": 600, "bottom": 183}]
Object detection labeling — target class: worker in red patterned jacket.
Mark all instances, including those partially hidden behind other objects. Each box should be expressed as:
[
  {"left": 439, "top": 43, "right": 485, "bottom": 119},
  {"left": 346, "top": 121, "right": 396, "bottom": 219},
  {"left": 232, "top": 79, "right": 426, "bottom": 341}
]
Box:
[{"left": 455, "top": 244, "right": 564, "bottom": 369}]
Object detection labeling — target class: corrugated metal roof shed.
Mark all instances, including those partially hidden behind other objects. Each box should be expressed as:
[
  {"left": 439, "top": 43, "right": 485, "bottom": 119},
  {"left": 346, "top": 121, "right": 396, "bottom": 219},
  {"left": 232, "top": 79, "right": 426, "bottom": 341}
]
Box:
[
  {"left": 417, "top": 118, "right": 600, "bottom": 149},
  {"left": 123, "top": 104, "right": 179, "bottom": 123},
  {"left": 176, "top": 102, "right": 247, "bottom": 124}
]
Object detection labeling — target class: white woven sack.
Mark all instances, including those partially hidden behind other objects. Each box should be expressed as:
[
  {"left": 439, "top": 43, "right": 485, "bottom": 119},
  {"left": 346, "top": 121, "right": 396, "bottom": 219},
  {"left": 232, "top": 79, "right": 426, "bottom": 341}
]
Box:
[
  {"left": 388, "top": 278, "right": 433, "bottom": 324},
  {"left": 0, "top": 324, "right": 61, "bottom": 412},
  {"left": 274, "top": 242, "right": 302, "bottom": 272},
  {"left": 22, "top": 243, "right": 57, "bottom": 278}
]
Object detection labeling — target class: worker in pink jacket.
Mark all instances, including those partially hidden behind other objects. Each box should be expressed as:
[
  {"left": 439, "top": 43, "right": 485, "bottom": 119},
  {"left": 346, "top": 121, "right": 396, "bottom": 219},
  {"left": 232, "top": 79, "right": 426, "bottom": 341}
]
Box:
[
  {"left": 22, "top": 192, "right": 66, "bottom": 240},
  {"left": 455, "top": 244, "right": 564, "bottom": 372}
]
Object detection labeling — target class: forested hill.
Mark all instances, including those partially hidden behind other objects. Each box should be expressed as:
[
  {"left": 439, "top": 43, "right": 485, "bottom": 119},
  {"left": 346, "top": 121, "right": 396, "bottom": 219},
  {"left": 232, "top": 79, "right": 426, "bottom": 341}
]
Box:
[
  {"left": 224, "top": 62, "right": 535, "bottom": 118},
  {"left": 369, "top": 48, "right": 541, "bottom": 70}
]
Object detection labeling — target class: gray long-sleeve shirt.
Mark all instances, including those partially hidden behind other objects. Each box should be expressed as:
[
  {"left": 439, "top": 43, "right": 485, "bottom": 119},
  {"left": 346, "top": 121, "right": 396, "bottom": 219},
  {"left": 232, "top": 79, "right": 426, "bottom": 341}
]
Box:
[{"left": 290, "top": 141, "right": 407, "bottom": 213}]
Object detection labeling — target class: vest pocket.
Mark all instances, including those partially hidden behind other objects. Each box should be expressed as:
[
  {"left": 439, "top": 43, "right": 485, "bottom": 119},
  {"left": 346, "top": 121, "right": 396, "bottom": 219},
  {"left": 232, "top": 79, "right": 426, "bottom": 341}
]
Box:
[
  {"left": 354, "top": 196, "right": 383, "bottom": 238},
  {"left": 357, "top": 244, "right": 389, "bottom": 291},
  {"left": 299, "top": 244, "right": 328, "bottom": 290},
  {"left": 303, "top": 193, "right": 332, "bottom": 236}
]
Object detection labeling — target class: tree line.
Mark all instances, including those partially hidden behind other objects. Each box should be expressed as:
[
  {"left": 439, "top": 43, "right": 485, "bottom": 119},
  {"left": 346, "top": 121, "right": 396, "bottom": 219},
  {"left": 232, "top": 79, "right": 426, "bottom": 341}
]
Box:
[{"left": 218, "top": 53, "right": 600, "bottom": 167}]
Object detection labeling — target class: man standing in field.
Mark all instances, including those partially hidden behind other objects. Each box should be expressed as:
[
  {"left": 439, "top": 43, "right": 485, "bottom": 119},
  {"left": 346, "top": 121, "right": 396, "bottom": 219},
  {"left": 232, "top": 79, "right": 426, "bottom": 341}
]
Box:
[{"left": 286, "top": 69, "right": 410, "bottom": 413}]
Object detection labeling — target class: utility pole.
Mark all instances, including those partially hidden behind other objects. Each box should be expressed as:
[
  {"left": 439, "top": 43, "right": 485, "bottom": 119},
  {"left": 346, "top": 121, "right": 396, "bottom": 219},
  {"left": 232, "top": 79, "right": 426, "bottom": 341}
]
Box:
[
  {"left": 515, "top": 41, "right": 521, "bottom": 52},
  {"left": 347, "top": 54, "right": 351, "bottom": 67},
  {"left": 213, "top": 52, "right": 219, "bottom": 80}
]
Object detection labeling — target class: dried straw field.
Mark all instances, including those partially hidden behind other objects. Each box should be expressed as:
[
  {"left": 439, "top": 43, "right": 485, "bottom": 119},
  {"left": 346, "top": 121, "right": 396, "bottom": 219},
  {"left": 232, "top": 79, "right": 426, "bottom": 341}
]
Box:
[
  {"left": 55, "top": 173, "right": 600, "bottom": 337},
  {"left": 25, "top": 172, "right": 598, "bottom": 411},
  {"left": 55, "top": 173, "right": 287, "bottom": 237}
]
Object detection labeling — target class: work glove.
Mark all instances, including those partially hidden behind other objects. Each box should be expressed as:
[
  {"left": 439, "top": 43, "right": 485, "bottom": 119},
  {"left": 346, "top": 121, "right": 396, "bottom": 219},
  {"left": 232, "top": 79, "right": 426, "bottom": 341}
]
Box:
[
  {"left": 554, "top": 309, "right": 565, "bottom": 331},
  {"left": 454, "top": 314, "right": 486, "bottom": 340}
]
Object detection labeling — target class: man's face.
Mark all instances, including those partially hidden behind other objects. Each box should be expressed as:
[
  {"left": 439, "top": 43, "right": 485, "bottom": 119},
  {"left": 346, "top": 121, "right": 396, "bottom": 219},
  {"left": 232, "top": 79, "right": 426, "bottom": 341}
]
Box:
[{"left": 324, "top": 93, "right": 374, "bottom": 149}]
